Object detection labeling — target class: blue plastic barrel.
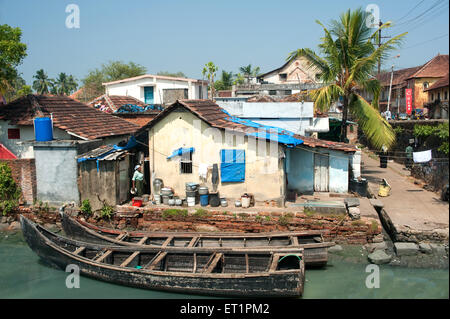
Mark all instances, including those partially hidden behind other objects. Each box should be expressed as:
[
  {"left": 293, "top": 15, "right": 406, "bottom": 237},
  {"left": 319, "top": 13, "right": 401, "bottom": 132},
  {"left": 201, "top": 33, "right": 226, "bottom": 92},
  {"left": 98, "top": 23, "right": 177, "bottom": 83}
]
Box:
[
  {"left": 34, "top": 117, "right": 53, "bottom": 141},
  {"left": 200, "top": 194, "right": 209, "bottom": 206}
]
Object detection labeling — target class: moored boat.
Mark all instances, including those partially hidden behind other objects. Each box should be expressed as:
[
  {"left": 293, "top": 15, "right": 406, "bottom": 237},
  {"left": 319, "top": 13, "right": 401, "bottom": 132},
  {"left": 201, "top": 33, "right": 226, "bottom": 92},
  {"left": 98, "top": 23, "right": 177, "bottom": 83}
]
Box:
[
  {"left": 61, "top": 212, "right": 334, "bottom": 267},
  {"left": 21, "top": 215, "right": 305, "bottom": 297}
]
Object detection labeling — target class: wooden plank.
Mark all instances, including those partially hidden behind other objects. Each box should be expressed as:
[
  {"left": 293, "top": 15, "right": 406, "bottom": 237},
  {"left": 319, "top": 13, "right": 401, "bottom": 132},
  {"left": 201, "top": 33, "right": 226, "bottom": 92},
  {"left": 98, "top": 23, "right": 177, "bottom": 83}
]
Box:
[
  {"left": 269, "top": 254, "right": 281, "bottom": 272},
  {"left": 73, "top": 246, "right": 85, "bottom": 255},
  {"left": 193, "top": 253, "right": 197, "bottom": 273},
  {"left": 203, "top": 253, "right": 223, "bottom": 273},
  {"left": 146, "top": 252, "right": 167, "bottom": 270},
  {"left": 161, "top": 236, "right": 173, "bottom": 248},
  {"left": 120, "top": 251, "right": 140, "bottom": 267},
  {"left": 95, "top": 250, "right": 113, "bottom": 263},
  {"left": 245, "top": 254, "right": 249, "bottom": 273},
  {"left": 291, "top": 236, "right": 299, "bottom": 246},
  {"left": 187, "top": 237, "right": 199, "bottom": 248},
  {"left": 137, "top": 236, "right": 148, "bottom": 245},
  {"left": 115, "top": 233, "right": 128, "bottom": 241}
]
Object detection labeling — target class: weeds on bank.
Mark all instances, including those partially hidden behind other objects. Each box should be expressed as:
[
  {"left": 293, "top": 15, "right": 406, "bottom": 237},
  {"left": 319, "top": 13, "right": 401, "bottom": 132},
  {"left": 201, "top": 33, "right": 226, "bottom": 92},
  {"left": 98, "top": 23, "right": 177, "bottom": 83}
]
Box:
[
  {"left": 162, "top": 209, "right": 188, "bottom": 219},
  {"left": 278, "top": 213, "right": 294, "bottom": 226}
]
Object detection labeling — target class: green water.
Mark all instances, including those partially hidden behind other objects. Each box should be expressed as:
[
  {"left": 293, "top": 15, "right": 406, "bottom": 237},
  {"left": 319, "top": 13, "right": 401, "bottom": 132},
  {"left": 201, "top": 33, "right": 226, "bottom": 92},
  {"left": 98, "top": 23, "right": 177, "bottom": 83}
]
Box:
[{"left": 0, "top": 232, "right": 448, "bottom": 299}]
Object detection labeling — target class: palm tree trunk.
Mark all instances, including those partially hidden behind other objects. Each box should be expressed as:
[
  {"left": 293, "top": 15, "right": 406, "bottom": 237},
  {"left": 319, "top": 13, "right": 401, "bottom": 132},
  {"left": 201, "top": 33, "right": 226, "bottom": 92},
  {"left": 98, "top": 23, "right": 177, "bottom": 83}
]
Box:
[{"left": 340, "top": 95, "right": 349, "bottom": 142}]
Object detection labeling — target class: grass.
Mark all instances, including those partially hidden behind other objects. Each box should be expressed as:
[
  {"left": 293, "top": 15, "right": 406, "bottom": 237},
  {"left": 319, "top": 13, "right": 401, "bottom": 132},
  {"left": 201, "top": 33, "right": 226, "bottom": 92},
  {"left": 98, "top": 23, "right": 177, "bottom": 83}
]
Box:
[
  {"left": 370, "top": 220, "right": 379, "bottom": 232},
  {"left": 193, "top": 208, "right": 209, "bottom": 218},
  {"left": 162, "top": 209, "right": 188, "bottom": 219},
  {"left": 303, "top": 207, "right": 315, "bottom": 217},
  {"left": 351, "top": 220, "right": 366, "bottom": 226},
  {"left": 255, "top": 215, "right": 262, "bottom": 222},
  {"left": 238, "top": 213, "right": 248, "bottom": 220},
  {"left": 278, "top": 213, "right": 294, "bottom": 226}
]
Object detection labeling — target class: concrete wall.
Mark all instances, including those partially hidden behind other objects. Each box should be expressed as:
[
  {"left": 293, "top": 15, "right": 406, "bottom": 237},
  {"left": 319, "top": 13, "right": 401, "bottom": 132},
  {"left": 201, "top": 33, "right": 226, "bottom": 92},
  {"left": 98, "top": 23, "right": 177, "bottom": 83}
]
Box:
[
  {"left": 0, "top": 121, "right": 71, "bottom": 158},
  {"left": 148, "top": 110, "right": 285, "bottom": 201},
  {"left": 33, "top": 140, "right": 103, "bottom": 206},
  {"left": 328, "top": 149, "right": 349, "bottom": 193},
  {"left": 105, "top": 77, "right": 208, "bottom": 105}
]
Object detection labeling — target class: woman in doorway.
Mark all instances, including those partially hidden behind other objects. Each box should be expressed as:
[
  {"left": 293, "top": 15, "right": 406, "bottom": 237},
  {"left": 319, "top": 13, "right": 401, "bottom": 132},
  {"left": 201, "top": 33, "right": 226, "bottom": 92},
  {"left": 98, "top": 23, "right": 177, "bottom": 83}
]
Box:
[{"left": 132, "top": 165, "right": 144, "bottom": 197}]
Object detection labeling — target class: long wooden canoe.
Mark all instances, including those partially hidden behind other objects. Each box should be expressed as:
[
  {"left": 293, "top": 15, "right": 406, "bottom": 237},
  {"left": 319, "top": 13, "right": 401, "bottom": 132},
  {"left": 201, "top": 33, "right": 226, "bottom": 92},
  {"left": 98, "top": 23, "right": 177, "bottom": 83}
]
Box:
[
  {"left": 61, "top": 212, "right": 334, "bottom": 267},
  {"left": 21, "top": 215, "right": 305, "bottom": 297}
]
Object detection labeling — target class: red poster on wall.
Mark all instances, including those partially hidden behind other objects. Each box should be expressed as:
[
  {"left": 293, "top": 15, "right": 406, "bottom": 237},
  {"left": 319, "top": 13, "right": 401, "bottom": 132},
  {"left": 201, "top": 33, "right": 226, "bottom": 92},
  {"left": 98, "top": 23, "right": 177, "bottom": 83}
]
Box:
[{"left": 405, "top": 88, "right": 412, "bottom": 115}]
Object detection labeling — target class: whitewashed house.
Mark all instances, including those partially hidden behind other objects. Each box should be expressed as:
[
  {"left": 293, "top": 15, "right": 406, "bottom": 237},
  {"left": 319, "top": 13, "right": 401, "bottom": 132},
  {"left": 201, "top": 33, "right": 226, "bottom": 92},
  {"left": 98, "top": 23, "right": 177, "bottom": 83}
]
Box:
[
  {"left": 103, "top": 74, "right": 209, "bottom": 106},
  {"left": 215, "top": 101, "right": 329, "bottom": 137}
]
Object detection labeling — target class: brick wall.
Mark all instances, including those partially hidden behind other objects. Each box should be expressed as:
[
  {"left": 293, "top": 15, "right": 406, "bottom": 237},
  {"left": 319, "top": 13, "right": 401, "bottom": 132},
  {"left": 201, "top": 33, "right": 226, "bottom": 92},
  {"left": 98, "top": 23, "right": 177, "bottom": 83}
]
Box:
[{"left": 0, "top": 159, "right": 37, "bottom": 205}]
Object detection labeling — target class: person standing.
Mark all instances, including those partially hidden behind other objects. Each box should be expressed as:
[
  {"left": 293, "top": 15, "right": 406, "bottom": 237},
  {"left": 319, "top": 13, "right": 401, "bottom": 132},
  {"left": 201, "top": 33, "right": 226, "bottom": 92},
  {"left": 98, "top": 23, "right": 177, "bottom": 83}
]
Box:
[
  {"left": 405, "top": 143, "right": 414, "bottom": 169},
  {"left": 132, "top": 165, "right": 144, "bottom": 197}
]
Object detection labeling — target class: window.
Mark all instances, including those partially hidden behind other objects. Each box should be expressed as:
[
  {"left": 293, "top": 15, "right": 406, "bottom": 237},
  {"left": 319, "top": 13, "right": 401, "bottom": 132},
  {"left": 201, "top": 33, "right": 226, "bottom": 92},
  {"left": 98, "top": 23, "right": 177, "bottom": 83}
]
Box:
[
  {"left": 284, "top": 90, "right": 292, "bottom": 95},
  {"left": 220, "top": 149, "right": 245, "bottom": 182},
  {"left": 423, "top": 82, "right": 429, "bottom": 90},
  {"left": 279, "top": 73, "right": 287, "bottom": 81},
  {"left": 431, "top": 93, "right": 434, "bottom": 101},
  {"left": 180, "top": 152, "right": 193, "bottom": 174},
  {"left": 269, "top": 90, "right": 277, "bottom": 96},
  {"left": 437, "top": 92, "right": 441, "bottom": 101},
  {"left": 7, "top": 128, "right": 20, "bottom": 139}
]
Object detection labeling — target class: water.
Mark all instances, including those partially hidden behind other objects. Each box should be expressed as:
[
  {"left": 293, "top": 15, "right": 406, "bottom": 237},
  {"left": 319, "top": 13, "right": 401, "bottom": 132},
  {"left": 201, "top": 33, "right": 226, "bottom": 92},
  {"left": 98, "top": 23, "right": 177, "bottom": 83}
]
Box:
[{"left": 0, "top": 232, "right": 448, "bottom": 299}]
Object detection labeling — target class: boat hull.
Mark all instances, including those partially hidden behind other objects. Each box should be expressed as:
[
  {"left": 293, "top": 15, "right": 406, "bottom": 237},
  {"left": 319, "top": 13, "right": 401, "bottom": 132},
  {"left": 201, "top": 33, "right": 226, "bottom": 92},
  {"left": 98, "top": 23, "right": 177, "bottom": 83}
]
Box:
[{"left": 21, "top": 216, "right": 305, "bottom": 297}]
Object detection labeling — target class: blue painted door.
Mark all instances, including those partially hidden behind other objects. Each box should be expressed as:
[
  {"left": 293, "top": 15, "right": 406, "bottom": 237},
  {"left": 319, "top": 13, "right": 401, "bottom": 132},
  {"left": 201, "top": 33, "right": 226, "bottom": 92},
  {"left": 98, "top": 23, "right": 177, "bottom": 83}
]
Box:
[{"left": 144, "top": 86, "right": 154, "bottom": 104}]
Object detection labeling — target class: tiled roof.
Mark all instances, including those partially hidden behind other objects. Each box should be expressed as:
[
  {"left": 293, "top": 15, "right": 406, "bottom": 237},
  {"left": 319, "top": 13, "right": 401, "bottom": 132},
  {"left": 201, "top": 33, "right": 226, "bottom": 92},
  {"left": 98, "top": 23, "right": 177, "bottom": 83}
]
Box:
[
  {"left": 0, "top": 94, "right": 139, "bottom": 140},
  {"left": 115, "top": 113, "right": 159, "bottom": 127},
  {"left": 425, "top": 72, "right": 449, "bottom": 91},
  {"left": 140, "top": 99, "right": 357, "bottom": 152},
  {"left": 247, "top": 95, "right": 277, "bottom": 102},
  {"left": 88, "top": 94, "right": 147, "bottom": 113},
  {"left": 406, "top": 54, "right": 449, "bottom": 79},
  {"left": 377, "top": 66, "right": 423, "bottom": 88}
]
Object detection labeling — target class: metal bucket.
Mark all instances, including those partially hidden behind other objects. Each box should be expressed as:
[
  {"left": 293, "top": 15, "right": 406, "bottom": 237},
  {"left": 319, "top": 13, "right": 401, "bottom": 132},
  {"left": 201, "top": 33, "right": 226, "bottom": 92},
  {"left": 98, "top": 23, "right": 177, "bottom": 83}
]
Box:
[
  {"left": 154, "top": 194, "right": 161, "bottom": 205},
  {"left": 162, "top": 195, "right": 170, "bottom": 205},
  {"left": 220, "top": 198, "right": 228, "bottom": 207},
  {"left": 161, "top": 188, "right": 173, "bottom": 196},
  {"left": 185, "top": 183, "right": 199, "bottom": 192},
  {"left": 198, "top": 186, "right": 209, "bottom": 195}
]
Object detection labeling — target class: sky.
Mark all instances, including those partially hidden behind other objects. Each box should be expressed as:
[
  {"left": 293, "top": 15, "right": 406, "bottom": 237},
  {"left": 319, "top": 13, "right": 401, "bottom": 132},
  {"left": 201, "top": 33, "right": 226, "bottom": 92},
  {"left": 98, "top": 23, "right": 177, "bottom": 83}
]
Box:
[{"left": 0, "top": 0, "right": 449, "bottom": 87}]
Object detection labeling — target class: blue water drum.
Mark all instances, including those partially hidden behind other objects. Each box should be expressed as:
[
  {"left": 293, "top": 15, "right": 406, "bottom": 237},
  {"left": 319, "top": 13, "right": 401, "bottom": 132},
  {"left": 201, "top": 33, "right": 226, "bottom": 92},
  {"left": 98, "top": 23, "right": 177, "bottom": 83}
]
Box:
[
  {"left": 200, "top": 194, "right": 209, "bottom": 206},
  {"left": 34, "top": 117, "right": 53, "bottom": 141}
]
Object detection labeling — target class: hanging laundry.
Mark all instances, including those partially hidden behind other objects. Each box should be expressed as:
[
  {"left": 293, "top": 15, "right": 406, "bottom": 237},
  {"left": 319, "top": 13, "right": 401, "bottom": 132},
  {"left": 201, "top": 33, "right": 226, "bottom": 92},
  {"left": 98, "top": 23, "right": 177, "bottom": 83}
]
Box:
[
  {"left": 198, "top": 163, "right": 209, "bottom": 180},
  {"left": 413, "top": 150, "right": 432, "bottom": 163}
]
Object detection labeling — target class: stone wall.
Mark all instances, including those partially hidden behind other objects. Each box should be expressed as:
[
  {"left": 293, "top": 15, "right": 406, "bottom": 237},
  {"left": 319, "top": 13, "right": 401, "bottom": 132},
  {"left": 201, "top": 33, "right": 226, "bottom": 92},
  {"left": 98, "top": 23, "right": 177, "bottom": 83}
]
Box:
[
  {"left": 107, "top": 207, "right": 382, "bottom": 245},
  {"left": 0, "top": 159, "right": 36, "bottom": 205}
]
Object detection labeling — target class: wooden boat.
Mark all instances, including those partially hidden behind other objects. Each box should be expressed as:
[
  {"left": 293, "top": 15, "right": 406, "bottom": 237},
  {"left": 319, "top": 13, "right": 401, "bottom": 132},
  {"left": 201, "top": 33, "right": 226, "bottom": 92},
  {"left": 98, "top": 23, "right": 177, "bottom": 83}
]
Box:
[
  {"left": 61, "top": 212, "right": 334, "bottom": 267},
  {"left": 21, "top": 215, "right": 305, "bottom": 297}
]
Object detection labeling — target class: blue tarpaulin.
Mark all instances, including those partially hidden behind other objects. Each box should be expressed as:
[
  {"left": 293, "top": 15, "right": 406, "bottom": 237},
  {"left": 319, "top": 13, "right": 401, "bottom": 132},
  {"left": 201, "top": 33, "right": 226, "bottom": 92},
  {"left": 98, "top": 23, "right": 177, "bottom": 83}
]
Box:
[
  {"left": 114, "top": 104, "right": 164, "bottom": 114},
  {"left": 77, "top": 136, "right": 139, "bottom": 171},
  {"left": 167, "top": 147, "right": 195, "bottom": 160},
  {"left": 220, "top": 149, "right": 245, "bottom": 182},
  {"left": 221, "top": 109, "right": 303, "bottom": 147}
]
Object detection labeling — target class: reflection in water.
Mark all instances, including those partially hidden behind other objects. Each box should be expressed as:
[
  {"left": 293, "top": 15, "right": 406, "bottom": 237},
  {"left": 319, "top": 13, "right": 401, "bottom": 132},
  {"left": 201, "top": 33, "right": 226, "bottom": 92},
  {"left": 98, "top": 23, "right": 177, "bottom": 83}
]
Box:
[{"left": 0, "top": 232, "right": 448, "bottom": 299}]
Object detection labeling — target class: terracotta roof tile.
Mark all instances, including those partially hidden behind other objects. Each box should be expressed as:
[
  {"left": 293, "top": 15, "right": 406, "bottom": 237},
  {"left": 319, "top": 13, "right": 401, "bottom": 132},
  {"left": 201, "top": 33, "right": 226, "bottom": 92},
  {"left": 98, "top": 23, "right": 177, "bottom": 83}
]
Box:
[
  {"left": 425, "top": 72, "right": 449, "bottom": 91},
  {"left": 0, "top": 95, "right": 139, "bottom": 140},
  {"left": 139, "top": 99, "right": 357, "bottom": 152}
]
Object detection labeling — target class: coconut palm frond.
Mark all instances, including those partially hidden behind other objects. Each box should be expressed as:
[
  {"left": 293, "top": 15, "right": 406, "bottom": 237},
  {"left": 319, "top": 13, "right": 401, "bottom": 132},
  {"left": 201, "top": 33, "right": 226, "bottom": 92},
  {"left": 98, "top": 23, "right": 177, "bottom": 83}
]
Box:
[
  {"left": 350, "top": 93, "right": 395, "bottom": 150},
  {"left": 309, "top": 84, "right": 344, "bottom": 112}
]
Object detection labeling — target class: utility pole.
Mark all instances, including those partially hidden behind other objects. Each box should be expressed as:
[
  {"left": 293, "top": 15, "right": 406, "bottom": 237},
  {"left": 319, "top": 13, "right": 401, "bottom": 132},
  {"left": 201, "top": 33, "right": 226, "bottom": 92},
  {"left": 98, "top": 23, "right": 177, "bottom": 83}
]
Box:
[{"left": 377, "top": 20, "right": 392, "bottom": 76}]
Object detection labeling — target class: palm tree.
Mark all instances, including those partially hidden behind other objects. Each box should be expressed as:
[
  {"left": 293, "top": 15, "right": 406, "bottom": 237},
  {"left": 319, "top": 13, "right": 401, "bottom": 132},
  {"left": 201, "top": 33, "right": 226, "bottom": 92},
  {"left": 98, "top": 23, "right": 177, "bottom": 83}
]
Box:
[
  {"left": 32, "top": 69, "right": 53, "bottom": 94},
  {"left": 67, "top": 75, "right": 78, "bottom": 95},
  {"left": 239, "top": 64, "right": 260, "bottom": 83},
  {"left": 287, "top": 8, "right": 406, "bottom": 150},
  {"left": 202, "top": 62, "right": 219, "bottom": 98},
  {"left": 54, "top": 72, "right": 68, "bottom": 95}
]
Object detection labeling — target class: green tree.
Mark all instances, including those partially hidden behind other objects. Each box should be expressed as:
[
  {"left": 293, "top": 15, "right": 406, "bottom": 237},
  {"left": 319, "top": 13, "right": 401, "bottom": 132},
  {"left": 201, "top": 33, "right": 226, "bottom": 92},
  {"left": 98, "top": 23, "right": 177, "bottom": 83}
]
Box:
[
  {"left": 233, "top": 73, "right": 245, "bottom": 86},
  {"left": 3, "top": 74, "right": 30, "bottom": 102},
  {"left": 0, "top": 24, "right": 27, "bottom": 96},
  {"left": 32, "top": 69, "right": 53, "bottom": 94},
  {"left": 288, "top": 8, "right": 406, "bottom": 150},
  {"left": 0, "top": 162, "right": 21, "bottom": 216},
  {"left": 214, "top": 70, "right": 234, "bottom": 91},
  {"left": 202, "top": 62, "right": 219, "bottom": 98},
  {"left": 52, "top": 72, "right": 77, "bottom": 95},
  {"left": 239, "top": 64, "right": 260, "bottom": 83},
  {"left": 157, "top": 71, "right": 186, "bottom": 78},
  {"left": 81, "top": 61, "right": 146, "bottom": 102}
]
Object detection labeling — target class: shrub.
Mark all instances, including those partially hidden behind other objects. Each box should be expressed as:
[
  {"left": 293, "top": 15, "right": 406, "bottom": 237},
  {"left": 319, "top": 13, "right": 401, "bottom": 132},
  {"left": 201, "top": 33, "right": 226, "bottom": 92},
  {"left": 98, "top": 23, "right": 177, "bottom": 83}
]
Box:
[
  {"left": 193, "top": 208, "right": 208, "bottom": 218},
  {"left": 278, "top": 214, "right": 293, "bottom": 226},
  {"left": 80, "top": 199, "right": 92, "bottom": 215},
  {"left": 0, "top": 163, "right": 21, "bottom": 216},
  {"left": 100, "top": 204, "right": 114, "bottom": 219}
]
